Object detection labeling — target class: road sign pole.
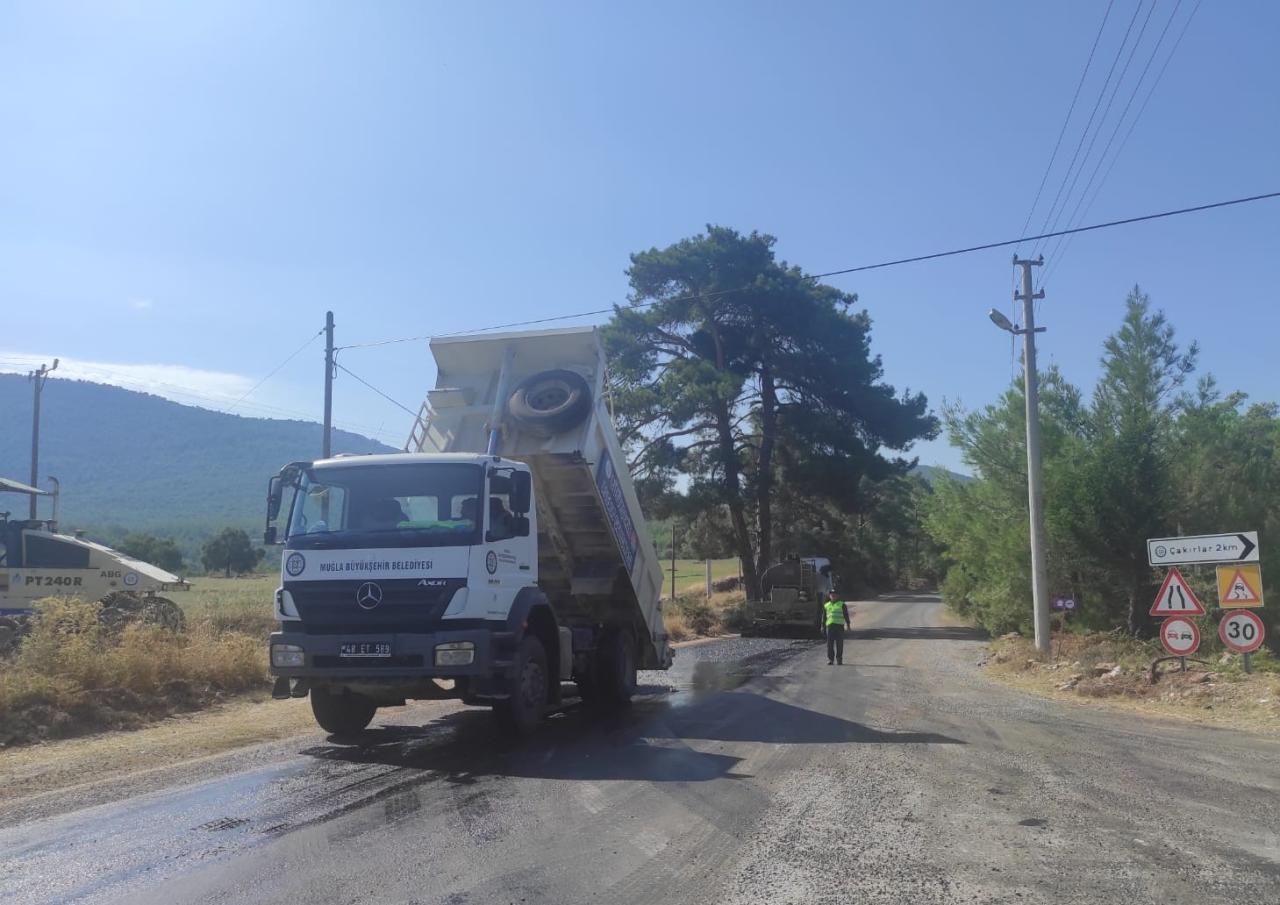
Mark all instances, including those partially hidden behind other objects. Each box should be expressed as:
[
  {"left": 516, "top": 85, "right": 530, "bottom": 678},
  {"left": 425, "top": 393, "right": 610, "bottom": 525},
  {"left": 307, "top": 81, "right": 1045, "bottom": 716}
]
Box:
[
  {"left": 1179, "top": 656, "right": 1186, "bottom": 673},
  {"left": 1243, "top": 652, "right": 1252, "bottom": 675}
]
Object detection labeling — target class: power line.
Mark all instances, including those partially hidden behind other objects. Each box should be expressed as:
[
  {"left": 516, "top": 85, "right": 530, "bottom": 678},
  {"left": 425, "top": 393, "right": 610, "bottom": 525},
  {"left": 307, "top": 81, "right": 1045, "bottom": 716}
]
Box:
[
  {"left": 1041, "top": 0, "right": 1203, "bottom": 288},
  {"left": 227, "top": 326, "right": 324, "bottom": 411},
  {"left": 337, "top": 189, "right": 1280, "bottom": 348},
  {"left": 1036, "top": 0, "right": 1164, "bottom": 275},
  {"left": 1014, "top": 0, "right": 1117, "bottom": 254},
  {"left": 1031, "top": 0, "right": 1149, "bottom": 259},
  {"left": 333, "top": 361, "right": 419, "bottom": 419}
]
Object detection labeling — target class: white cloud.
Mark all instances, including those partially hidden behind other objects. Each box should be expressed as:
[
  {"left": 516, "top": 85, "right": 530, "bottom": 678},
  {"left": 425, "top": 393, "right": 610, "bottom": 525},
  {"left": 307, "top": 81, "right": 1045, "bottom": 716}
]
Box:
[
  {"left": 128, "top": 297, "right": 154, "bottom": 311},
  {"left": 0, "top": 351, "right": 405, "bottom": 446},
  {"left": 0, "top": 351, "right": 254, "bottom": 410}
]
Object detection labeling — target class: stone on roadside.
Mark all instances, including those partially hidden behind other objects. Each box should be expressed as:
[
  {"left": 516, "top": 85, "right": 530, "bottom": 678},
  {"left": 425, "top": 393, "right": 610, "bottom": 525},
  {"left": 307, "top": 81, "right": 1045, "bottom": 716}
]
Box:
[{"left": 1091, "top": 662, "right": 1117, "bottom": 677}]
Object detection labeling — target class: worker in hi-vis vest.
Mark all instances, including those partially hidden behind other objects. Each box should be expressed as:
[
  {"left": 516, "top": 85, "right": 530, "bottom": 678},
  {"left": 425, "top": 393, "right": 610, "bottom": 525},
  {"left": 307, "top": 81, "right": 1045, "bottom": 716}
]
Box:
[{"left": 823, "top": 597, "right": 851, "bottom": 665}]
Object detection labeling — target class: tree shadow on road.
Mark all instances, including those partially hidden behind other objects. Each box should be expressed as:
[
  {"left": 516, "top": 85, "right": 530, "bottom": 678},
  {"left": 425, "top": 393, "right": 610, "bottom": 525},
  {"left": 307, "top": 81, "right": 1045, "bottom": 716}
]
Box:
[
  {"left": 299, "top": 706, "right": 748, "bottom": 785},
  {"left": 299, "top": 683, "right": 959, "bottom": 789},
  {"left": 849, "top": 625, "right": 989, "bottom": 641},
  {"left": 870, "top": 593, "right": 943, "bottom": 604},
  {"left": 650, "top": 691, "right": 963, "bottom": 746}
]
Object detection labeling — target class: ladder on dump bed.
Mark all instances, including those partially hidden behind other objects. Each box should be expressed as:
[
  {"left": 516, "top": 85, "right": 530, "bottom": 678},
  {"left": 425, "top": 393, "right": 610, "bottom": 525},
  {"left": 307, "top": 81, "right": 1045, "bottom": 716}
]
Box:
[{"left": 798, "top": 558, "right": 816, "bottom": 601}]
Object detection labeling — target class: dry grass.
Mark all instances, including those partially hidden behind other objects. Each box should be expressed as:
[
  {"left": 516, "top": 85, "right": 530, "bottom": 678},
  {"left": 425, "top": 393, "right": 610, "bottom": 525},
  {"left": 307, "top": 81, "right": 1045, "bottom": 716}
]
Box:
[
  {"left": 986, "top": 630, "right": 1280, "bottom": 734},
  {"left": 0, "top": 596, "right": 270, "bottom": 747},
  {"left": 663, "top": 588, "right": 746, "bottom": 642}
]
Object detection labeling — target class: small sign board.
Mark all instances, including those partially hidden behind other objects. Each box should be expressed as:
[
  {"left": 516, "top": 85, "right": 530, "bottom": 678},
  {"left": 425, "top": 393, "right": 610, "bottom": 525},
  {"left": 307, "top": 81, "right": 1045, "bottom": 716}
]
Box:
[
  {"left": 1219, "top": 610, "right": 1265, "bottom": 654},
  {"left": 1147, "top": 532, "right": 1258, "bottom": 567},
  {"left": 1149, "top": 567, "right": 1206, "bottom": 616},
  {"left": 1159, "top": 616, "right": 1200, "bottom": 657},
  {"left": 1216, "top": 564, "right": 1264, "bottom": 609},
  {"left": 1051, "top": 594, "right": 1077, "bottom": 612}
]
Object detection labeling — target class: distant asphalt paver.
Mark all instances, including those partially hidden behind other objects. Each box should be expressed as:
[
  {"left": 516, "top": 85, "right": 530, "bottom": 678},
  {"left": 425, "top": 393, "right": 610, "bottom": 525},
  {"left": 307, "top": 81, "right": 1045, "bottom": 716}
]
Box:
[{"left": 2, "top": 593, "right": 1277, "bottom": 905}]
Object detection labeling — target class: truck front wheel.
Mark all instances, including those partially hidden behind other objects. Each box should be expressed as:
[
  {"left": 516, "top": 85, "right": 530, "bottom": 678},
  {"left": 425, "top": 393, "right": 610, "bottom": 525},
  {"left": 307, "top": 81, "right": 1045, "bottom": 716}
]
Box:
[
  {"left": 493, "top": 636, "right": 548, "bottom": 736},
  {"left": 310, "top": 687, "right": 377, "bottom": 738}
]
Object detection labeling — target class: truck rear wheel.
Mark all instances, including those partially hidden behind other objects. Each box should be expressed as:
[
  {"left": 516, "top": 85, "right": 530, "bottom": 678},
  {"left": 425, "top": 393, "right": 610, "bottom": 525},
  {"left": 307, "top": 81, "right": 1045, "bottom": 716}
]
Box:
[
  {"left": 591, "top": 627, "right": 637, "bottom": 708},
  {"left": 493, "top": 636, "right": 548, "bottom": 736},
  {"left": 310, "top": 687, "right": 377, "bottom": 738}
]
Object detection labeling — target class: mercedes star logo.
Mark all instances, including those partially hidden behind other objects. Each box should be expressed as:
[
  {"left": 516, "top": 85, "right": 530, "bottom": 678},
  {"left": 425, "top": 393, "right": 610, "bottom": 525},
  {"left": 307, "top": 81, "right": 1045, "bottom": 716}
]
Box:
[{"left": 355, "top": 582, "right": 384, "bottom": 610}]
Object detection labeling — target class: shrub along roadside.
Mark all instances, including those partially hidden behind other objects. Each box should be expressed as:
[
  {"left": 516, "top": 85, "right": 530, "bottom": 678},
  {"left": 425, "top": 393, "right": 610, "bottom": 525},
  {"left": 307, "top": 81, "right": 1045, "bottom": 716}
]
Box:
[{"left": 0, "top": 597, "right": 268, "bottom": 748}]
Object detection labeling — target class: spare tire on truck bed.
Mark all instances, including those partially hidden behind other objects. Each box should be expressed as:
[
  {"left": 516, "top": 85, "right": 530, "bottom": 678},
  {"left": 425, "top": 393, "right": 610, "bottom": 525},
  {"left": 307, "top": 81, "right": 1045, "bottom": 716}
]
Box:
[{"left": 506, "top": 369, "right": 592, "bottom": 437}]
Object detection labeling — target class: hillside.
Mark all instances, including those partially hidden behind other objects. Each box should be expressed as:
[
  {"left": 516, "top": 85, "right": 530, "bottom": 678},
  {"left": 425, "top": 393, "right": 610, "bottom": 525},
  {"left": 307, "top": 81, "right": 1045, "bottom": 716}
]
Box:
[
  {"left": 0, "top": 375, "right": 397, "bottom": 544},
  {"left": 914, "top": 464, "right": 974, "bottom": 484}
]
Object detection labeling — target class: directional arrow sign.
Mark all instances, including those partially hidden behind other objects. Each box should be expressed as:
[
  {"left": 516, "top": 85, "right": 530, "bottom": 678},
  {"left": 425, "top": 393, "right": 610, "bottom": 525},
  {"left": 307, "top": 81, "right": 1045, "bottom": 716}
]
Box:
[{"left": 1147, "top": 532, "right": 1258, "bottom": 567}]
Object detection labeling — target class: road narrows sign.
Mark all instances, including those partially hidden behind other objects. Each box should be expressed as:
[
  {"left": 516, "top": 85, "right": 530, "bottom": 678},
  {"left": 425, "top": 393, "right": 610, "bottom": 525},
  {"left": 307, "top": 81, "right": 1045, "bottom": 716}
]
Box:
[
  {"left": 1218, "top": 610, "right": 1265, "bottom": 654},
  {"left": 1159, "top": 616, "right": 1200, "bottom": 657},
  {"left": 1215, "top": 564, "right": 1264, "bottom": 608},
  {"left": 1149, "top": 567, "right": 1206, "bottom": 616},
  {"left": 1147, "top": 532, "right": 1258, "bottom": 566}
]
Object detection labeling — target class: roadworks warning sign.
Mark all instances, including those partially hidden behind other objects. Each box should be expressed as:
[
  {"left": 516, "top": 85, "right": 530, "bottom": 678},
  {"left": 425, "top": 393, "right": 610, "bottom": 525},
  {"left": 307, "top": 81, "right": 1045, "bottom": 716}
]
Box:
[{"left": 1216, "top": 564, "right": 1264, "bottom": 608}]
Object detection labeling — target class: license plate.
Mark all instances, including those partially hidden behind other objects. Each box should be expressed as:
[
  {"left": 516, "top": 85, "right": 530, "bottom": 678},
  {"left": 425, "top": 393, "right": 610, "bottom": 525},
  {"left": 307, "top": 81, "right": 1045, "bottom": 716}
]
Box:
[{"left": 339, "top": 642, "right": 392, "bottom": 658}]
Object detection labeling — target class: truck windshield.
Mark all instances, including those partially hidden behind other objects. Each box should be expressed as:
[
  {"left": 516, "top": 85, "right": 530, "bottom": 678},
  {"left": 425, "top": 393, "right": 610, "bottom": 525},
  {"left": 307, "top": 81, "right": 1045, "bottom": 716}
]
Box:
[{"left": 287, "top": 463, "right": 483, "bottom": 549}]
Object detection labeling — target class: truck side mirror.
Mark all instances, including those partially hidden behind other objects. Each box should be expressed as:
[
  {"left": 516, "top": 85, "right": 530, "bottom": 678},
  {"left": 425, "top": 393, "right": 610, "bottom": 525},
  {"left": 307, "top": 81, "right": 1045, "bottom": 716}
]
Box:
[
  {"left": 264, "top": 526, "right": 278, "bottom": 546},
  {"left": 511, "top": 471, "right": 532, "bottom": 514},
  {"left": 510, "top": 515, "right": 530, "bottom": 537},
  {"left": 267, "top": 476, "right": 284, "bottom": 520}
]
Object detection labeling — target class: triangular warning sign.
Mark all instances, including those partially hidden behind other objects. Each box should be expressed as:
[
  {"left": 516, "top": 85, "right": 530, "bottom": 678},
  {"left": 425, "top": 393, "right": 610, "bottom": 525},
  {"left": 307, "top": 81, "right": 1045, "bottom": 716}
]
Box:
[
  {"left": 1149, "top": 567, "right": 1206, "bottom": 616},
  {"left": 1222, "top": 570, "right": 1262, "bottom": 604}
]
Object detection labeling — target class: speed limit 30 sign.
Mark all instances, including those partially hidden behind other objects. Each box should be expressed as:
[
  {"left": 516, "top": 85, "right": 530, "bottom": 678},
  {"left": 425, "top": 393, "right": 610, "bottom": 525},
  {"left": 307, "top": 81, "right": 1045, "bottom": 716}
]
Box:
[{"left": 1218, "top": 610, "right": 1265, "bottom": 654}]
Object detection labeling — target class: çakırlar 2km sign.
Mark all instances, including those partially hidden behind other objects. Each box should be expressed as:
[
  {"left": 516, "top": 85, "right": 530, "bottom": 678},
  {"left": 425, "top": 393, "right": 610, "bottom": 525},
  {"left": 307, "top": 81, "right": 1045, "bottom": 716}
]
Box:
[{"left": 1147, "top": 532, "right": 1258, "bottom": 567}]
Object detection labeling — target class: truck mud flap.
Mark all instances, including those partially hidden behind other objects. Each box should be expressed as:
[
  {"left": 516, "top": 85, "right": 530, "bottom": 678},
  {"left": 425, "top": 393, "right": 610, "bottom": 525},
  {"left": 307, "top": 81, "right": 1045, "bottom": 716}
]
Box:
[{"left": 271, "top": 677, "right": 310, "bottom": 699}]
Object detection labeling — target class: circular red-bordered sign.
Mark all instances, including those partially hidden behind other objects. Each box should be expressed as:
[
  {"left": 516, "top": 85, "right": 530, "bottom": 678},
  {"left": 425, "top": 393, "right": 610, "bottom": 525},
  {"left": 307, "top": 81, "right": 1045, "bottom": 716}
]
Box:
[
  {"left": 1159, "top": 616, "right": 1200, "bottom": 656},
  {"left": 1218, "top": 610, "right": 1265, "bottom": 654}
]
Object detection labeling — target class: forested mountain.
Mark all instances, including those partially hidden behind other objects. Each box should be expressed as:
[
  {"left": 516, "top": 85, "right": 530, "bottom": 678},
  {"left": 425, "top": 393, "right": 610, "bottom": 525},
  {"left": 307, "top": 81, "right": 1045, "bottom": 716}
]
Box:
[{"left": 0, "top": 375, "right": 397, "bottom": 548}]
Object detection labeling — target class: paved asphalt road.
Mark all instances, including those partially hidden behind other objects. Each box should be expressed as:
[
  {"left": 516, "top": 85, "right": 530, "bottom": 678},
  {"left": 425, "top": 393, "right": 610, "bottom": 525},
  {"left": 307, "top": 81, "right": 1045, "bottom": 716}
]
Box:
[{"left": 2, "top": 594, "right": 1278, "bottom": 904}]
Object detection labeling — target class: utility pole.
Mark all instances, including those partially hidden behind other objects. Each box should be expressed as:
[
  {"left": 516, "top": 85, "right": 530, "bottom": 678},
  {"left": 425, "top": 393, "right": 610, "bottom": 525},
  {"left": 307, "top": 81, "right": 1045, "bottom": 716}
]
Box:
[
  {"left": 28, "top": 359, "right": 58, "bottom": 519},
  {"left": 322, "top": 311, "right": 335, "bottom": 458},
  {"left": 1013, "top": 256, "right": 1050, "bottom": 654}
]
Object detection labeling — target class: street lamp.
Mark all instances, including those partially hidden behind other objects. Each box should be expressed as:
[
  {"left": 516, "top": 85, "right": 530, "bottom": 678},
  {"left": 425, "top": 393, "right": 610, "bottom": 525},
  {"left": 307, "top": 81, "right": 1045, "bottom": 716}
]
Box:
[
  {"left": 987, "top": 309, "right": 1016, "bottom": 333},
  {"left": 990, "top": 258, "right": 1050, "bottom": 655}
]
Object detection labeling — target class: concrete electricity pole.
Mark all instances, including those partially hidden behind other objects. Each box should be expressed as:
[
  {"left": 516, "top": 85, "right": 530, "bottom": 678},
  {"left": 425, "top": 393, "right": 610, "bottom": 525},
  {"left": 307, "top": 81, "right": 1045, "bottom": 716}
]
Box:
[
  {"left": 1014, "top": 256, "right": 1050, "bottom": 654},
  {"left": 322, "top": 311, "right": 335, "bottom": 458},
  {"left": 28, "top": 359, "right": 58, "bottom": 519}
]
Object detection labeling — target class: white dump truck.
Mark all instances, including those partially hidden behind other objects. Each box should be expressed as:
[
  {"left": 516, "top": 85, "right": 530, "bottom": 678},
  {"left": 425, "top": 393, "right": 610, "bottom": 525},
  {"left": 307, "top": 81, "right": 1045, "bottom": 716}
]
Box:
[{"left": 265, "top": 326, "right": 670, "bottom": 736}]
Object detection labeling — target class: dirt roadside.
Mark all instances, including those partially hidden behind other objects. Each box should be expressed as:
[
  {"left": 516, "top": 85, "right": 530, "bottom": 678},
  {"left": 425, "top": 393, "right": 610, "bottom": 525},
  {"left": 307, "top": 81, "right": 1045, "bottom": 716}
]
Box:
[{"left": 983, "top": 631, "right": 1280, "bottom": 735}]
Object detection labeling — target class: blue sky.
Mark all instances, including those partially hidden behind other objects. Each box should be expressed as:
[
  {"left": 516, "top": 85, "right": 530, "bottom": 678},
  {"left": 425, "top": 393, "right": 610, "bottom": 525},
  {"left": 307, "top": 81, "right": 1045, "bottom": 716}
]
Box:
[{"left": 1, "top": 1, "right": 1276, "bottom": 468}]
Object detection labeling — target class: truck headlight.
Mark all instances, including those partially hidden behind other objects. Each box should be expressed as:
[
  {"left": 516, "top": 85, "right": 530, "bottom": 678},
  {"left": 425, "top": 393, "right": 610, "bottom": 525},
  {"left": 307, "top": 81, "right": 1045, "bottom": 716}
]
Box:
[
  {"left": 271, "top": 643, "right": 305, "bottom": 668},
  {"left": 434, "top": 641, "right": 475, "bottom": 666},
  {"left": 274, "top": 587, "right": 299, "bottom": 619}
]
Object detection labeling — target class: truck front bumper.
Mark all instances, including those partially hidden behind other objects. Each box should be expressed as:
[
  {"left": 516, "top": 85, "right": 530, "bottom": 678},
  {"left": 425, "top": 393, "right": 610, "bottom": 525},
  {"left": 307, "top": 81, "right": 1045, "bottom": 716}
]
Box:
[{"left": 269, "top": 628, "right": 509, "bottom": 680}]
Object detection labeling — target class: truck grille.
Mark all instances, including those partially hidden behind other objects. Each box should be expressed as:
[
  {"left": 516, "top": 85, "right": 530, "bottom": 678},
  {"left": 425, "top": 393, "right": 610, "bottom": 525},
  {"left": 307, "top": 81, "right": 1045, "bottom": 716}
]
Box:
[{"left": 287, "top": 578, "right": 465, "bottom": 634}]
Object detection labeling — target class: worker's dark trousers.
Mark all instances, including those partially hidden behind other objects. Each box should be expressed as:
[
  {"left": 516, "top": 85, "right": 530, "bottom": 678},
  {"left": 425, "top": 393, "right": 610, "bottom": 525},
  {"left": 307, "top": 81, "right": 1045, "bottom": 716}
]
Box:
[{"left": 826, "top": 624, "right": 844, "bottom": 663}]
